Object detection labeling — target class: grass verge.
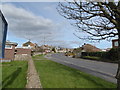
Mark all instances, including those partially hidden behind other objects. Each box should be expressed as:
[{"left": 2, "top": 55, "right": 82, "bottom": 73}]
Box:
[
  {"left": 81, "top": 56, "right": 101, "bottom": 60},
  {"left": 33, "top": 55, "right": 116, "bottom": 88},
  {"left": 32, "top": 54, "right": 45, "bottom": 60},
  {"left": 2, "top": 61, "right": 28, "bottom": 88},
  {"left": 81, "top": 56, "right": 118, "bottom": 63}
]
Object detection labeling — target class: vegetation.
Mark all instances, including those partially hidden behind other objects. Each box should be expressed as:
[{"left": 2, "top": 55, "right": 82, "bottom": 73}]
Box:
[
  {"left": 108, "top": 48, "right": 119, "bottom": 61},
  {"left": 0, "top": 64, "right": 2, "bottom": 89},
  {"left": 82, "top": 52, "right": 107, "bottom": 58},
  {"left": 58, "top": 1, "right": 120, "bottom": 89},
  {"left": 2, "top": 61, "right": 28, "bottom": 88},
  {"left": 32, "top": 54, "right": 45, "bottom": 60},
  {"left": 81, "top": 48, "right": 119, "bottom": 63},
  {"left": 33, "top": 55, "right": 116, "bottom": 88},
  {"left": 52, "top": 47, "right": 56, "bottom": 53},
  {"left": 82, "top": 56, "right": 101, "bottom": 60}
]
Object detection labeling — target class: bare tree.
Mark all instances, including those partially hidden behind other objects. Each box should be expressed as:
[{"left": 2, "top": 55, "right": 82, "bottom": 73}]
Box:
[{"left": 57, "top": 0, "right": 120, "bottom": 89}]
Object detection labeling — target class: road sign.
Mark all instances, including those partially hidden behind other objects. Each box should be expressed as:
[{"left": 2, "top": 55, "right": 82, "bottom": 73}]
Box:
[{"left": 0, "top": 10, "right": 8, "bottom": 58}]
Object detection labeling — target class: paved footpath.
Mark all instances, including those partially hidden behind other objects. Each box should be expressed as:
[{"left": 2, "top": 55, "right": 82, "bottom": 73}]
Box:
[{"left": 26, "top": 57, "right": 42, "bottom": 88}]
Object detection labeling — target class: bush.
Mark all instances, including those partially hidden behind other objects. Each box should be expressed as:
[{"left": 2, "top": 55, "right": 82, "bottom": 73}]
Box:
[
  {"left": 81, "top": 52, "right": 108, "bottom": 58},
  {"left": 107, "top": 48, "right": 119, "bottom": 61},
  {"left": 81, "top": 48, "right": 119, "bottom": 62}
]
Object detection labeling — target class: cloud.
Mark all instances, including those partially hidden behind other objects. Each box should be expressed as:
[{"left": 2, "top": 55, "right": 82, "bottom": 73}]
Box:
[
  {"left": 1, "top": 3, "right": 82, "bottom": 48},
  {"left": 2, "top": 4, "right": 59, "bottom": 42},
  {"left": 69, "top": 41, "right": 81, "bottom": 45},
  {"left": 40, "top": 40, "right": 81, "bottom": 48}
]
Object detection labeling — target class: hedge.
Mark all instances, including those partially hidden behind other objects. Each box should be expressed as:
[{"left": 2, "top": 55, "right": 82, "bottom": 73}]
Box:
[{"left": 81, "top": 48, "right": 119, "bottom": 61}]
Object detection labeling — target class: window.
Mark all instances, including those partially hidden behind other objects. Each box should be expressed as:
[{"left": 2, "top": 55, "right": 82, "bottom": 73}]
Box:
[
  {"left": 114, "top": 41, "right": 118, "bottom": 46},
  {"left": 5, "top": 45, "right": 12, "bottom": 49}
]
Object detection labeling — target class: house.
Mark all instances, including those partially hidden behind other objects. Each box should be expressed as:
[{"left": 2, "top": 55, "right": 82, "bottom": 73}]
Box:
[
  {"left": 102, "top": 48, "right": 111, "bottom": 52},
  {"left": 58, "top": 48, "right": 67, "bottom": 53},
  {"left": 2, "top": 40, "right": 33, "bottom": 62},
  {"left": 2, "top": 41, "right": 18, "bottom": 61},
  {"left": 112, "top": 39, "right": 118, "bottom": 48},
  {"left": 81, "top": 43, "right": 102, "bottom": 52},
  {"left": 69, "top": 43, "right": 102, "bottom": 58},
  {"left": 22, "top": 41, "right": 38, "bottom": 50},
  {"left": 39, "top": 45, "right": 53, "bottom": 54}
]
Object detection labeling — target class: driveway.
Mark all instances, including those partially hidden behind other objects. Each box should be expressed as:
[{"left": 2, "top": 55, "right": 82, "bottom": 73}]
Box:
[{"left": 46, "top": 53, "right": 118, "bottom": 84}]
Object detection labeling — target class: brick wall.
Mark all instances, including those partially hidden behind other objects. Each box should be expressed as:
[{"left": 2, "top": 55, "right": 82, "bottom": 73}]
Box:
[
  {"left": 15, "top": 48, "right": 32, "bottom": 55},
  {"left": 2, "top": 47, "right": 32, "bottom": 61},
  {"left": 3, "top": 46, "right": 15, "bottom": 60}
]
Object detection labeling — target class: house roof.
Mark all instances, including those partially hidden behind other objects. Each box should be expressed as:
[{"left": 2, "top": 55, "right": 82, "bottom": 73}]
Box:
[
  {"left": 112, "top": 39, "right": 118, "bottom": 42},
  {"left": 82, "top": 44, "right": 102, "bottom": 52},
  {"left": 23, "top": 41, "right": 35, "bottom": 46},
  {"left": 6, "top": 41, "right": 18, "bottom": 46}
]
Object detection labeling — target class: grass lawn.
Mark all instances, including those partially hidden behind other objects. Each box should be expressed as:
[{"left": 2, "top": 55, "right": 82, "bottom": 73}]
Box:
[
  {"left": 32, "top": 54, "right": 45, "bottom": 60},
  {"left": 2, "top": 61, "right": 28, "bottom": 88},
  {"left": 33, "top": 55, "right": 116, "bottom": 88},
  {"left": 81, "top": 56, "right": 118, "bottom": 63},
  {"left": 0, "top": 63, "right": 2, "bottom": 89}
]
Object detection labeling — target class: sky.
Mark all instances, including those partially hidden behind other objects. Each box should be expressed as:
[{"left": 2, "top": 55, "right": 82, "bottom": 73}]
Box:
[{"left": 0, "top": 2, "right": 116, "bottom": 49}]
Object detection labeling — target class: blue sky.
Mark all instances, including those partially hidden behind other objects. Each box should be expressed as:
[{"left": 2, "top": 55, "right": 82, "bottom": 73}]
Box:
[{"left": 1, "top": 2, "right": 115, "bottom": 49}]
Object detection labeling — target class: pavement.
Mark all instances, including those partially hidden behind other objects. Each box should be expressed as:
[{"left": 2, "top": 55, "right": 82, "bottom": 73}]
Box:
[
  {"left": 45, "top": 53, "right": 118, "bottom": 84},
  {"left": 26, "top": 57, "right": 42, "bottom": 88}
]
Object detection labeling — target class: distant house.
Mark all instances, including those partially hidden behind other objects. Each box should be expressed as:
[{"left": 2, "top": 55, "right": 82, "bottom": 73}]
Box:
[
  {"left": 55, "top": 47, "right": 67, "bottom": 53},
  {"left": 102, "top": 48, "right": 111, "bottom": 52},
  {"left": 2, "top": 40, "right": 34, "bottom": 62},
  {"left": 112, "top": 39, "right": 118, "bottom": 48},
  {"left": 2, "top": 41, "right": 18, "bottom": 61},
  {"left": 22, "top": 41, "right": 38, "bottom": 50},
  {"left": 39, "top": 45, "right": 53, "bottom": 53},
  {"left": 69, "top": 43, "right": 102, "bottom": 58},
  {"left": 81, "top": 43, "right": 102, "bottom": 52}
]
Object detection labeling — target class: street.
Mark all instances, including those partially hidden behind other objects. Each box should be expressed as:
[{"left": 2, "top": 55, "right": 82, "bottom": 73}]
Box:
[{"left": 46, "top": 53, "right": 118, "bottom": 84}]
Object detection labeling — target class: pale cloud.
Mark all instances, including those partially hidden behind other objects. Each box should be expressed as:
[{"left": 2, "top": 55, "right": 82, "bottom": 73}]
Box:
[
  {"left": 0, "top": 3, "right": 83, "bottom": 48},
  {"left": 1, "top": 4, "right": 59, "bottom": 41},
  {"left": 43, "top": 6, "right": 53, "bottom": 11}
]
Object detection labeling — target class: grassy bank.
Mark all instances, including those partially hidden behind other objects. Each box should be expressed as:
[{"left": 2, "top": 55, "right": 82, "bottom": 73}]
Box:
[
  {"left": 33, "top": 55, "right": 116, "bottom": 88},
  {"left": 2, "top": 61, "right": 28, "bottom": 88}
]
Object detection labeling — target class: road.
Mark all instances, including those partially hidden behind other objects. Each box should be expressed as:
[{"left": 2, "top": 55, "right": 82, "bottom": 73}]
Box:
[{"left": 46, "top": 53, "right": 118, "bottom": 84}]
